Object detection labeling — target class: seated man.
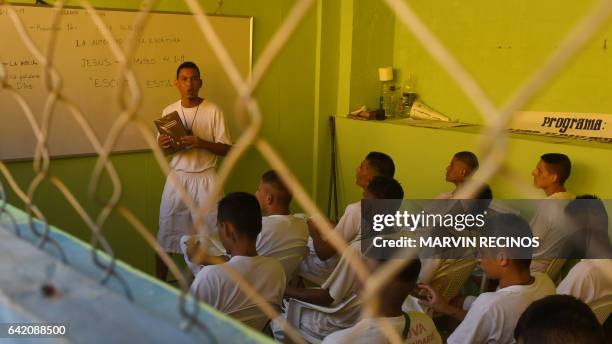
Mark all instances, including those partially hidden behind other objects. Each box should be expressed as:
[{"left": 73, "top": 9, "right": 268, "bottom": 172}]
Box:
[
  {"left": 562, "top": 195, "right": 612, "bottom": 259},
  {"left": 190, "top": 192, "right": 286, "bottom": 325},
  {"left": 323, "top": 259, "right": 442, "bottom": 344},
  {"left": 182, "top": 170, "right": 308, "bottom": 279},
  {"left": 276, "top": 177, "right": 404, "bottom": 340},
  {"left": 514, "top": 295, "right": 606, "bottom": 344},
  {"left": 557, "top": 196, "right": 612, "bottom": 305},
  {"left": 300, "top": 152, "right": 396, "bottom": 282},
  {"left": 529, "top": 153, "right": 575, "bottom": 273},
  {"left": 419, "top": 213, "right": 556, "bottom": 344}
]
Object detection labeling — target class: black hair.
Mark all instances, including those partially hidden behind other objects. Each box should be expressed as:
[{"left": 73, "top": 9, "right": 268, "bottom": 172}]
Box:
[
  {"left": 261, "top": 170, "right": 292, "bottom": 205},
  {"left": 540, "top": 153, "right": 572, "bottom": 185},
  {"left": 366, "top": 176, "right": 404, "bottom": 199},
  {"left": 176, "top": 61, "right": 201, "bottom": 79},
  {"left": 454, "top": 151, "right": 479, "bottom": 173},
  {"left": 481, "top": 213, "right": 533, "bottom": 269},
  {"left": 514, "top": 295, "right": 605, "bottom": 344},
  {"left": 475, "top": 184, "right": 493, "bottom": 200},
  {"left": 366, "top": 152, "right": 395, "bottom": 178},
  {"left": 217, "top": 192, "right": 262, "bottom": 240},
  {"left": 462, "top": 183, "right": 493, "bottom": 215}
]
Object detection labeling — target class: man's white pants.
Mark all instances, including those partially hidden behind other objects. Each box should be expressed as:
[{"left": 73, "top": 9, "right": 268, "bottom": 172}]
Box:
[{"left": 157, "top": 169, "right": 218, "bottom": 254}]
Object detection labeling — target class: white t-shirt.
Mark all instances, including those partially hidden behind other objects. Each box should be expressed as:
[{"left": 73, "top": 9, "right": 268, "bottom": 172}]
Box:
[
  {"left": 190, "top": 255, "right": 286, "bottom": 315},
  {"left": 435, "top": 191, "right": 519, "bottom": 215},
  {"left": 161, "top": 99, "right": 231, "bottom": 173},
  {"left": 335, "top": 201, "right": 362, "bottom": 244},
  {"left": 256, "top": 215, "right": 309, "bottom": 278},
  {"left": 181, "top": 214, "right": 308, "bottom": 277},
  {"left": 530, "top": 191, "right": 575, "bottom": 257},
  {"left": 298, "top": 241, "right": 364, "bottom": 337},
  {"left": 322, "top": 312, "right": 442, "bottom": 344},
  {"left": 557, "top": 259, "right": 612, "bottom": 304},
  {"left": 298, "top": 202, "right": 361, "bottom": 283},
  {"left": 447, "top": 272, "right": 556, "bottom": 344}
]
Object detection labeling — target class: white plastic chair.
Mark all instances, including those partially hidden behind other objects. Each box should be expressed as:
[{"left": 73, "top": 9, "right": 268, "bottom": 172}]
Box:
[
  {"left": 543, "top": 258, "right": 567, "bottom": 283},
  {"left": 285, "top": 293, "right": 360, "bottom": 343},
  {"left": 589, "top": 294, "right": 612, "bottom": 324}
]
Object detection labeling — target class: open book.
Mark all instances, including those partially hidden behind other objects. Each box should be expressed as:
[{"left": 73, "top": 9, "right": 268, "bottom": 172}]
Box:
[{"left": 154, "top": 111, "right": 188, "bottom": 154}]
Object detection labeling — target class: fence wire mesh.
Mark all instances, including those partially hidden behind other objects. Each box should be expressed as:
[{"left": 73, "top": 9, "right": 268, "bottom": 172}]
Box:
[{"left": 1, "top": 0, "right": 611, "bottom": 343}]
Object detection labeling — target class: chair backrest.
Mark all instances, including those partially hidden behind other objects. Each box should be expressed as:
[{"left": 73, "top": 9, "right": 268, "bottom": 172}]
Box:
[
  {"left": 286, "top": 293, "right": 361, "bottom": 344},
  {"left": 430, "top": 259, "right": 477, "bottom": 301},
  {"left": 589, "top": 294, "right": 612, "bottom": 324},
  {"left": 543, "top": 258, "right": 567, "bottom": 283},
  {"left": 228, "top": 304, "right": 279, "bottom": 331}
]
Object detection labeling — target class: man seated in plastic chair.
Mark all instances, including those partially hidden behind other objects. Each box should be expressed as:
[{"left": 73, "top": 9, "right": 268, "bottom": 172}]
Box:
[
  {"left": 190, "top": 192, "right": 286, "bottom": 328},
  {"left": 181, "top": 170, "right": 309, "bottom": 281},
  {"left": 514, "top": 295, "right": 607, "bottom": 344},
  {"left": 323, "top": 259, "right": 442, "bottom": 344},
  {"left": 529, "top": 153, "right": 576, "bottom": 273},
  {"left": 300, "top": 152, "right": 396, "bottom": 284},
  {"left": 272, "top": 176, "right": 404, "bottom": 341},
  {"left": 557, "top": 196, "right": 612, "bottom": 305},
  {"left": 418, "top": 213, "right": 556, "bottom": 344}
]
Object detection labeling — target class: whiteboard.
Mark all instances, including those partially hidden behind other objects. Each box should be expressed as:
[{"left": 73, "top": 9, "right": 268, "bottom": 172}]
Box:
[{"left": 0, "top": 5, "right": 252, "bottom": 160}]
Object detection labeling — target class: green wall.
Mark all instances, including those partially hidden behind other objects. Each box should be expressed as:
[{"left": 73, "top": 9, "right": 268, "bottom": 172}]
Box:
[
  {"left": 3, "top": 0, "right": 319, "bottom": 275},
  {"left": 393, "top": 0, "right": 612, "bottom": 124},
  {"left": 331, "top": 0, "right": 612, "bottom": 215}
]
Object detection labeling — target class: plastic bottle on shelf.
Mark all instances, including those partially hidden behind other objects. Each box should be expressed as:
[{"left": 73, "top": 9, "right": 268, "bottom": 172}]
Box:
[
  {"left": 399, "top": 75, "right": 417, "bottom": 118},
  {"left": 382, "top": 83, "right": 397, "bottom": 118}
]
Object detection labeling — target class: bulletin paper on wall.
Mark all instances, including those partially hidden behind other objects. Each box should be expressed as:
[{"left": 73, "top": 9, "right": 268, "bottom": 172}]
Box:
[{"left": 508, "top": 111, "right": 611, "bottom": 143}]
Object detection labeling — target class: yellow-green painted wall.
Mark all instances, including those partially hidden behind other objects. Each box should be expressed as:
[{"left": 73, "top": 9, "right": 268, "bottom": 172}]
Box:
[
  {"left": 393, "top": 0, "right": 612, "bottom": 123},
  {"left": 332, "top": 0, "right": 612, "bottom": 220}
]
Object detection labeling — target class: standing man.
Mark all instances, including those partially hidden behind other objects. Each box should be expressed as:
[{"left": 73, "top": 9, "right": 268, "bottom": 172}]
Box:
[{"left": 156, "top": 61, "right": 232, "bottom": 280}]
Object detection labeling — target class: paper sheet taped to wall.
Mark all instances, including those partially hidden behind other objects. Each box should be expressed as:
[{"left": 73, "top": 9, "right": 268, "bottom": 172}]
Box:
[{"left": 509, "top": 111, "right": 611, "bottom": 143}]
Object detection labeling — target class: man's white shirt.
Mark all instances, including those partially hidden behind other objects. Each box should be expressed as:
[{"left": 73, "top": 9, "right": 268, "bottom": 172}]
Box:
[
  {"left": 190, "top": 255, "right": 286, "bottom": 314},
  {"left": 322, "top": 312, "right": 442, "bottom": 344},
  {"left": 447, "top": 272, "right": 556, "bottom": 344},
  {"left": 161, "top": 99, "right": 231, "bottom": 173},
  {"left": 557, "top": 259, "right": 612, "bottom": 304},
  {"left": 256, "top": 215, "right": 309, "bottom": 278}
]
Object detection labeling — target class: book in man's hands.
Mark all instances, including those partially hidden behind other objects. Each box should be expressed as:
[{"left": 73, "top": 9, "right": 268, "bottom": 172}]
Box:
[{"left": 154, "top": 111, "right": 188, "bottom": 154}]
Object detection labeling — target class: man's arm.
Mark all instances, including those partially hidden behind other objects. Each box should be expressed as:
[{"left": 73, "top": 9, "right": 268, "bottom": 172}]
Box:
[
  {"left": 180, "top": 136, "right": 231, "bottom": 156},
  {"left": 418, "top": 284, "right": 467, "bottom": 321},
  {"left": 186, "top": 237, "right": 229, "bottom": 265},
  {"left": 284, "top": 286, "right": 334, "bottom": 306},
  {"left": 308, "top": 220, "right": 338, "bottom": 261}
]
